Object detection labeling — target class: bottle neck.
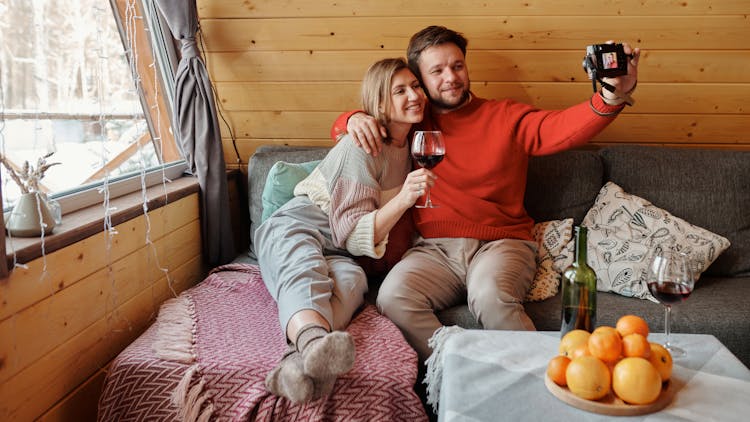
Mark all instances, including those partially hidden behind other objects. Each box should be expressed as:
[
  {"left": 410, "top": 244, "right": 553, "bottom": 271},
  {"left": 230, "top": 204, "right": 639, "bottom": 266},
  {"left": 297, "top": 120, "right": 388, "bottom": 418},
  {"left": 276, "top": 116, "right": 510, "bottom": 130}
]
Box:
[{"left": 575, "top": 226, "right": 588, "bottom": 264}]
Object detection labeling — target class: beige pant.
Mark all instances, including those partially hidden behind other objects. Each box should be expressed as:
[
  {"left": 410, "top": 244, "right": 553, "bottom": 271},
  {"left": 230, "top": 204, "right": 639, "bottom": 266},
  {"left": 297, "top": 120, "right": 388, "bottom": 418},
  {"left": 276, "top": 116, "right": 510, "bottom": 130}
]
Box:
[{"left": 376, "top": 236, "right": 538, "bottom": 362}]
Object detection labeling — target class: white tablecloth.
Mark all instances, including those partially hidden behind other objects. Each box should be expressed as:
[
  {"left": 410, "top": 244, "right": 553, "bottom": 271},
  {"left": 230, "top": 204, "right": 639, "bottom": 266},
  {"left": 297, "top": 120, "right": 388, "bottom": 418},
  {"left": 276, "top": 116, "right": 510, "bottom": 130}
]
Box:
[{"left": 428, "top": 330, "right": 750, "bottom": 421}]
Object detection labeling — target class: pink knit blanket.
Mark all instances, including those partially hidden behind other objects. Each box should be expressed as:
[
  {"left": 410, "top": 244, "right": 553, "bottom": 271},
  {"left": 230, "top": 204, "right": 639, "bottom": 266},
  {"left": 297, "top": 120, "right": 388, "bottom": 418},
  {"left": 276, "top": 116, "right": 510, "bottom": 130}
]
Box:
[{"left": 98, "top": 263, "right": 427, "bottom": 421}]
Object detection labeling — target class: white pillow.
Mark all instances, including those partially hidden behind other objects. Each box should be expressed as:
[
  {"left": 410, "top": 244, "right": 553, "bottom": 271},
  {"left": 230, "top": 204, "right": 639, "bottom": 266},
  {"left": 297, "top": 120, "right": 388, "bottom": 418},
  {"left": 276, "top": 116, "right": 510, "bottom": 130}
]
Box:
[
  {"left": 582, "top": 182, "right": 730, "bottom": 301},
  {"left": 526, "top": 219, "right": 575, "bottom": 302}
]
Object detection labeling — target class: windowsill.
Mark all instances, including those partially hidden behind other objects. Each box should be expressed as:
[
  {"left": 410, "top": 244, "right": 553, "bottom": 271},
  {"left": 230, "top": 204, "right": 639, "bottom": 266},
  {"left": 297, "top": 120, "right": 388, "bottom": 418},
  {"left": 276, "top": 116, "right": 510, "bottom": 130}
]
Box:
[{"left": 4, "top": 176, "right": 200, "bottom": 267}]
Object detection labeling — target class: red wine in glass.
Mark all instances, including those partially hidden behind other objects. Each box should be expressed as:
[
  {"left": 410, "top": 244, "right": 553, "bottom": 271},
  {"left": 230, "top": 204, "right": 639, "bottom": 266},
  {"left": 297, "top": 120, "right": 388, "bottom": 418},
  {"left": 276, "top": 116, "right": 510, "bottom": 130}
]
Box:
[
  {"left": 646, "top": 249, "right": 694, "bottom": 357},
  {"left": 648, "top": 281, "right": 692, "bottom": 304},
  {"left": 411, "top": 130, "right": 445, "bottom": 208},
  {"left": 413, "top": 153, "right": 444, "bottom": 169}
]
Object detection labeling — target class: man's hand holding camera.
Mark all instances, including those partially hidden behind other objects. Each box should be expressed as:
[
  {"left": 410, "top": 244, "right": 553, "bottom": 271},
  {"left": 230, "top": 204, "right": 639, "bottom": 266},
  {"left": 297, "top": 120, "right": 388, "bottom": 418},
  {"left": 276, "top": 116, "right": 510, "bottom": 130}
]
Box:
[{"left": 583, "top": 41, "right": 641, "bottom": 106}]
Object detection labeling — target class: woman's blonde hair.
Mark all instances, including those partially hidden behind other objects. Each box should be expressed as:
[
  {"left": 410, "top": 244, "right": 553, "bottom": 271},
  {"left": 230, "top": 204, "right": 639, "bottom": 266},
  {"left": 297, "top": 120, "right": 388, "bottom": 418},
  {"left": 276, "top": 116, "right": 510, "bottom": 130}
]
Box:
[{"left": 360, "top": 58, "right": 410, "bottom": 142}]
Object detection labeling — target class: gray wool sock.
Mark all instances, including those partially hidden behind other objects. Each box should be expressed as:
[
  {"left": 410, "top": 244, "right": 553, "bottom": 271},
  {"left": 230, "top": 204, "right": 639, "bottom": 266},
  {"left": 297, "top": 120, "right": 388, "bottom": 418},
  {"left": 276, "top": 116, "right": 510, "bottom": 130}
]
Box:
[
  {"left": 264, "top": 347, "right": 315, "bottom": 404},
  {"left": 294, "top": 324, "right": 328, "bottom": 354},
  {"left": 301, "top": 331, "right": 356, "bottom": 380},
  {"left": 311, "top": 374, "right": 337, "bottom": 400}
]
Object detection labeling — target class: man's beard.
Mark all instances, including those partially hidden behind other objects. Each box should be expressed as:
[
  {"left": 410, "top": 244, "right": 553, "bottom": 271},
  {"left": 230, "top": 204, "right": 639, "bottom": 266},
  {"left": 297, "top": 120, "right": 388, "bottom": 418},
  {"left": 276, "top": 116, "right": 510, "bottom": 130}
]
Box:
[{"left": 428, "top": 86, "right": 471, "bottom": 111}]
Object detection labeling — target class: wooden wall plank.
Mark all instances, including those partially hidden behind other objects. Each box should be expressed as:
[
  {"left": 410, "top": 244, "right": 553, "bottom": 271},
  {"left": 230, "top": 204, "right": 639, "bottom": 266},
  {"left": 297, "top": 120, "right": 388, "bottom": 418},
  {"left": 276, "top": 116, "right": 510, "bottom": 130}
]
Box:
[
  {"left": 200, "top": 16, "right": 750, "bottom": 52},
  {"left": 198, "top": 0, "right": 750, "bottom": 18},
  {"left": 38, "top": 368, "right": 106, "bottom": 421},
  {"left": 217, "top": 82, "right": 750, "bottom": 114},
  {"left": 0, "top": 254, "right": 203, "bottom": 421},
  {"left": 206, "top": 50, "right": 750, "bottom": 83},
  {"left": 0, "top": 194, "right": 199, "bottom": 322}
]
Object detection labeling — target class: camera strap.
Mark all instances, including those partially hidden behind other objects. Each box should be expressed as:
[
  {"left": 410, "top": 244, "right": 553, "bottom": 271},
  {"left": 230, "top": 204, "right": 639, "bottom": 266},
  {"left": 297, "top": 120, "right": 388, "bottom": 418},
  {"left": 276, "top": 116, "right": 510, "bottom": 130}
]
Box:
[{"left": 598, "top": 79, "right": 636, "bottom": 106}]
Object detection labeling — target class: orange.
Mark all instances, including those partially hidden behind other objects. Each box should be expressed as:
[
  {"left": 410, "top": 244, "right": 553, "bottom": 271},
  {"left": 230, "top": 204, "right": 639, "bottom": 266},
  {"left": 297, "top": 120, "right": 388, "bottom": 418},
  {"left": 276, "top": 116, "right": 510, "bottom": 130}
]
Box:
[
  {"left": 559, "top": 329, "right": 591, "bottom": 357},
  {"left": 621, "top": 333, "right": 651, "bottom": 358},
  {"left": 648, "top": 342, "right": 673, "bottom": 381},
  {"left": 612, "top": 357, "right": 662, "bottom": 404},
  {"left": 547, "top": 355, "right": 571, "bottom": 386},
  {"left": 588, "top": 326, "right": 623, "bottom": 363},
  {"left": 566, "top": 356, "right": 611, "bottom": 400},
  {"left": 570, "top": 343, "right": 591, "bottom": 359},
  {"left": 616, "top": 315, "right": 650, "bottom": 338}
]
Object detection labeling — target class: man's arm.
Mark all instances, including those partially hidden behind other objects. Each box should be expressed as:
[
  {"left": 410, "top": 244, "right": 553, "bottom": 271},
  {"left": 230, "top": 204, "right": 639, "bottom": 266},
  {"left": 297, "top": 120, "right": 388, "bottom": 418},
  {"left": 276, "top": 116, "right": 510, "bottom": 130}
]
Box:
[
  {"left": 519, "top": 41, "right": 641, "bottom": 155},
  {"left": 330, "top": 111, "right": 387, "bottom": 156}
]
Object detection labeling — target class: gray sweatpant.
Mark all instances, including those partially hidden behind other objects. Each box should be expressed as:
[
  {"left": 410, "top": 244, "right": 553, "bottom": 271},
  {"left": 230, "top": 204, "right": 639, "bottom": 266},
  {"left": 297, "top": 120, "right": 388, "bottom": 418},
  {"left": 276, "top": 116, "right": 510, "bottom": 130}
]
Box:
[
  {"left": 254, "top": 196, "right": 368, "bottom": 337},
  {"left": 376, "top": 236, "right": 538, "bottom": 362}
]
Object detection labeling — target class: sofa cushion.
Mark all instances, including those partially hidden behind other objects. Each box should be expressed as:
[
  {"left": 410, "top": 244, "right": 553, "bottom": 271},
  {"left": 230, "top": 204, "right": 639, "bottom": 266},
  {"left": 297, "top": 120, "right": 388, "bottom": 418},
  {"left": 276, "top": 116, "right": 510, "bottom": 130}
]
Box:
[
  {"left": 524, "top": 149, "right": 604, "bottom": 223},
  {"left": 247, "top": 146, "right": 330, "bottom": 257},
  {"left": 582, "top": 181, "right": 730, "bottom": 300},
  {"left": 261, "top": 160, "right": 321, "bottom": 222},
  {"left": 526, "top": 218, "right": 575, "bottom": 302},
  {"left": 602, "top": 145, "right": 750, "bottom": 276}
]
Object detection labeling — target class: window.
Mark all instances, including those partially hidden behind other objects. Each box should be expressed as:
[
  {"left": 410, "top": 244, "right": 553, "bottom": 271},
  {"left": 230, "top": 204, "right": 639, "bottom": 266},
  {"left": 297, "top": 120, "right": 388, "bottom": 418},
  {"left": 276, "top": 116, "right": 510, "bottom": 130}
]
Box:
[
  {"left": 0, "top": 0, "right": 184, "bottom": 274},
  {"left": 0, "top": 0, "right": 182, "bottom": 210}
]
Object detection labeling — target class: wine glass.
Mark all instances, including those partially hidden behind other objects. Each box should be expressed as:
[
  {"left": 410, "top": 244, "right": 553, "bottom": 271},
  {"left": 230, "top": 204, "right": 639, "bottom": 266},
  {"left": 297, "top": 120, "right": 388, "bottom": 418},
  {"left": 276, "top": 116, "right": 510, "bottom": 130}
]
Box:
[
  {"left": 411, "top": 130, "right": 445, "bottom": 208},
  {"left": 646, "top": 249, "right": 694, "bottom": 357}
]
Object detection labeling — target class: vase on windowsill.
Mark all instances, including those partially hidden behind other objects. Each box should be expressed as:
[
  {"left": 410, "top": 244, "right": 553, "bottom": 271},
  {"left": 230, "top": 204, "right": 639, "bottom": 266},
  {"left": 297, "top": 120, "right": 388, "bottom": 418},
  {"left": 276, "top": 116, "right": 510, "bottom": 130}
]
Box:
[{"left": 4, "top": 191, "right": 57, "bottom": 237}]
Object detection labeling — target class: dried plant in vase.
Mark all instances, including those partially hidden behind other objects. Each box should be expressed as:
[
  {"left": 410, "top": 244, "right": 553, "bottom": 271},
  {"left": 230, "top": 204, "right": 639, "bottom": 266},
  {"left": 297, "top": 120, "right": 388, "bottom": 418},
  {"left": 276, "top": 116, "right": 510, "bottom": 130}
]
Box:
[
  {"left": 1, "top": 152, "right": 62, "bottom": 237},
  {"left": 0, "top": 152, "right": 61, "bottom": 194}
]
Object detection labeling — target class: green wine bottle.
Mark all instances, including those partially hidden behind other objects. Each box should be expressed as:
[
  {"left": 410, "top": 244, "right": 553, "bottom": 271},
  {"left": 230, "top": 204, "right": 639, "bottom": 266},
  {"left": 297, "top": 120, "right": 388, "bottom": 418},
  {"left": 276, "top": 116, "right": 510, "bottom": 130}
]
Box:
[{"left": 560, "top": 225, "right": 598, "bottom": 337}]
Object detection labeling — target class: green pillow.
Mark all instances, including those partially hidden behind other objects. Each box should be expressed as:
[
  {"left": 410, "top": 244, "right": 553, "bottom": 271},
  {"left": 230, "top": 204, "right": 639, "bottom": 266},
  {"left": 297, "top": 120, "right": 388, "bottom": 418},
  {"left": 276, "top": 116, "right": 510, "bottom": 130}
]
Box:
[{"left": 261, "top": 160, "right": 321, "bottom": 222}]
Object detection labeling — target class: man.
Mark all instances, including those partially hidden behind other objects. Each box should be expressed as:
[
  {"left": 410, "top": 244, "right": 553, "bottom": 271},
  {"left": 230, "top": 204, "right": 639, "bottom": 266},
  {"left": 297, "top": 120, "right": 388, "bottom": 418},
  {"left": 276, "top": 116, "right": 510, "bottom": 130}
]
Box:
[{"left": 331, "top": 26, "right": 640, "bottom": 362}]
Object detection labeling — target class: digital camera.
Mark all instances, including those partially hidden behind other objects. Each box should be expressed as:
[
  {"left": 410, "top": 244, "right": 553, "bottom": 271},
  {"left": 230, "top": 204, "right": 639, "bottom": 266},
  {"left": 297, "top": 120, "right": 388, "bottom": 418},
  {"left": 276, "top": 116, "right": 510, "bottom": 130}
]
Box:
[{"left": 582, "top": 43, "right": 629, "bottom": 79}]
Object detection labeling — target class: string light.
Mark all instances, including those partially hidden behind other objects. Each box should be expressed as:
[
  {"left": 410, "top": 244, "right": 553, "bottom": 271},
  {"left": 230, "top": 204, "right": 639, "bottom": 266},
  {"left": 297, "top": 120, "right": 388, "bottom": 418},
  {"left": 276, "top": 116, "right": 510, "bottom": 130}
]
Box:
[{"left": 123, "top": 0, "right": 175, "bottom": 301}]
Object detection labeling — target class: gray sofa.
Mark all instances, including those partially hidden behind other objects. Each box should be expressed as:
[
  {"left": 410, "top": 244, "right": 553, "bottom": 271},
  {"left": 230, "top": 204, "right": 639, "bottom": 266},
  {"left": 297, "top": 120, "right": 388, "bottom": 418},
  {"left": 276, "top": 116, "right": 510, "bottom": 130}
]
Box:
[{"left": 245, "top": 144, "right": 750, "bottom": 368}]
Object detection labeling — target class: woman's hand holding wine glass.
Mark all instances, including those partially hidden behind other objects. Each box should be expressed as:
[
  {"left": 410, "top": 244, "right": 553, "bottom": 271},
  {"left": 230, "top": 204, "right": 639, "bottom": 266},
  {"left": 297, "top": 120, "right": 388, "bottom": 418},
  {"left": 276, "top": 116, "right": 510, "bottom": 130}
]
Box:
[
  {"left": 646, "top": 249, "right": 694, "bottom": 358},
  {"left": 411, "top": 130, "right": 445, "bottom": 208}
]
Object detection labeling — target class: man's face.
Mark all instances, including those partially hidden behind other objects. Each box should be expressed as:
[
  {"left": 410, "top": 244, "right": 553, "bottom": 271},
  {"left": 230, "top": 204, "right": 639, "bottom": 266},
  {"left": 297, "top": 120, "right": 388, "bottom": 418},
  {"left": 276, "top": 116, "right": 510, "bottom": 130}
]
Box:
[{"left": 417, "top": 43, "right": 471, "bottom": 113}]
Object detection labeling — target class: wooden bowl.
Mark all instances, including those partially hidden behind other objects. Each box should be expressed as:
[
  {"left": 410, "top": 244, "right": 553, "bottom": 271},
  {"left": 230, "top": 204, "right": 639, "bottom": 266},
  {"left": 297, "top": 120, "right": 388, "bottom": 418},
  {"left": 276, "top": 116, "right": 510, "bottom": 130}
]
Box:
[{"left": 544, "top": 374, "right": 674, "bottom": 416}]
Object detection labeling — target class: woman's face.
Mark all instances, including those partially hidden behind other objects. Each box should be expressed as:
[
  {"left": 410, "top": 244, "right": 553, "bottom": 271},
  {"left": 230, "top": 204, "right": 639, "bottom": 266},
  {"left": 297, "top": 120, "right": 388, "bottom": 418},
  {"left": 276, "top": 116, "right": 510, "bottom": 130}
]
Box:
[{"left": 387, "top": 68, "right": 426, "bottom": 124}]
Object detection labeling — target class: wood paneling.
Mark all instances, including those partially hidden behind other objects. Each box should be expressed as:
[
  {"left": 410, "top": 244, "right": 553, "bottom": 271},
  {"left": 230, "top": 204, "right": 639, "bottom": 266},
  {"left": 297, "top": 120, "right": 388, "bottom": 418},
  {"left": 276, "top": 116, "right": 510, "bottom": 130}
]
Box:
[
  {"left": 200, "top": 16, "right": 749, "bottom": 51},
  {"left": 38, "top": 369, "right": 107, "bottom": 421},
  {"left": 198, "top": 0, "right": 750, "bottom": 17},
  {"left": 0, "top": 195, "right": 204, "bottom": 420},
  {"left": 198, "top": 0, "right": 750, "bottom": 168},
  {"left": 0, "top": 194, "right": 199, "bottom": 322}
]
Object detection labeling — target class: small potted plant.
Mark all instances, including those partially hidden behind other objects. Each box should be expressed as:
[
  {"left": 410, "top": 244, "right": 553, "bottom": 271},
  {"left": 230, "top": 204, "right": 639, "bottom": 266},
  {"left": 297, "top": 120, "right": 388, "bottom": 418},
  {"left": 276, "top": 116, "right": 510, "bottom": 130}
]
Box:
[{"left": 1, "top": 152, "right": 61, "bottom": 237}]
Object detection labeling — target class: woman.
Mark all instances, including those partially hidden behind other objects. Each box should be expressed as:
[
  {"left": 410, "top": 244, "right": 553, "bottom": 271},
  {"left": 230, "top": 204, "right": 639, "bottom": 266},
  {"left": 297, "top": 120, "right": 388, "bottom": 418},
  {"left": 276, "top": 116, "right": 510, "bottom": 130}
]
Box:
[{"left": 254, "top": 58, "right": 434, "bottom": 403}]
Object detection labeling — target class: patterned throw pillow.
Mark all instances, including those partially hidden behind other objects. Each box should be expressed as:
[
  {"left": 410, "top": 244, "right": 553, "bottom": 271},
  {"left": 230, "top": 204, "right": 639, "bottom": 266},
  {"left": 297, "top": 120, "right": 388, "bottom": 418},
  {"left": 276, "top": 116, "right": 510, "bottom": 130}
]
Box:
[
  {"left": 526, "top": 219, "right": 575, "bottom": 302},
  {"left": 582, "top": 182, "right": 731, "bottom": 301}
]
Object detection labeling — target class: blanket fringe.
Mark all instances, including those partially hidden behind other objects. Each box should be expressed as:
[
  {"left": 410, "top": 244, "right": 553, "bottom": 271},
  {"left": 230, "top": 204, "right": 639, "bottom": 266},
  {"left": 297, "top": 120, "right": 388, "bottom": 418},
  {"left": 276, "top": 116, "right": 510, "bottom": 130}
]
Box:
[
  {"left": 153, "top": 295, "right": 196, "bottom": 363},
  {"left": 170, "top": 363, "right": 214, "bottom": 422},
  {"left": 155, "top": 294, "right": 213, "bottom": 421},
  {"left": 197, "top": 403, "right": 215, "bottom": 422},
  {"left": 423, "top": 325, "right": 465, "bottom": 414}
]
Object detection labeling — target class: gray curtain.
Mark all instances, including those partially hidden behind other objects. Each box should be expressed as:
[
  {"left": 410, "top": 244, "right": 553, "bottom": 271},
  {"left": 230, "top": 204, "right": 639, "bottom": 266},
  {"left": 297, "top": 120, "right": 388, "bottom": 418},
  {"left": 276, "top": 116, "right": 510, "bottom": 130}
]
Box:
[{"left": 154, "top": 0, "right": 234, "bottom": 266}]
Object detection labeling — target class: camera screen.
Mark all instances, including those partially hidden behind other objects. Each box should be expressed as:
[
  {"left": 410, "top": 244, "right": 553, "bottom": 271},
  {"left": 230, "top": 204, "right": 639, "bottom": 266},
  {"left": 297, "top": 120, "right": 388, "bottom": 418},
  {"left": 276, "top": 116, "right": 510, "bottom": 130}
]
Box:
[{"left": 602, "top": 52, "right": 619, "bottom": 69}]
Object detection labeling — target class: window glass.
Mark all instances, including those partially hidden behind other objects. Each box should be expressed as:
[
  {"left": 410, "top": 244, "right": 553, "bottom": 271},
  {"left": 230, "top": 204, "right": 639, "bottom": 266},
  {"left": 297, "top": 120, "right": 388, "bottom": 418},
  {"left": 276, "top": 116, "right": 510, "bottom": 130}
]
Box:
[{"left": 0, "top": 0, "right": 177, "bottom": 210}]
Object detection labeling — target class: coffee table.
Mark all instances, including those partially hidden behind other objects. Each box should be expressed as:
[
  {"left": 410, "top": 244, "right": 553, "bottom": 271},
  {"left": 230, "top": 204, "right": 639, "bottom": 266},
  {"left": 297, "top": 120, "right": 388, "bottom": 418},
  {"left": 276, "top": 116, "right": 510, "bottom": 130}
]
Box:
[{"left": 427, "top": 330, "right": 750, "bottom": 421}]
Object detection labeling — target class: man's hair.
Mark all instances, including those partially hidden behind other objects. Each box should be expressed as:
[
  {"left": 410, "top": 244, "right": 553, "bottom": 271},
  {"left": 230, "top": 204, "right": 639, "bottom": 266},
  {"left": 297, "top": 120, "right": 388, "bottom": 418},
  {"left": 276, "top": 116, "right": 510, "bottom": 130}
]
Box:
[
  {"left": 407, "top": 26, "right": 468, "bottom": 76},
  {"left": 360, "top": 57, "right": 409, "bottom": 139}
]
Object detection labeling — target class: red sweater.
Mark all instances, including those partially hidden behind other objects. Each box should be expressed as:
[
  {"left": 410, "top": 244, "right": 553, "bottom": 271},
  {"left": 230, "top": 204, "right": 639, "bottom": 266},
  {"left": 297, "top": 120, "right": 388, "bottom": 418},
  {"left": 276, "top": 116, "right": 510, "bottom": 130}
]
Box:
[{"left": 332, "top": 93, "right": 622, "bottom": 241}]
